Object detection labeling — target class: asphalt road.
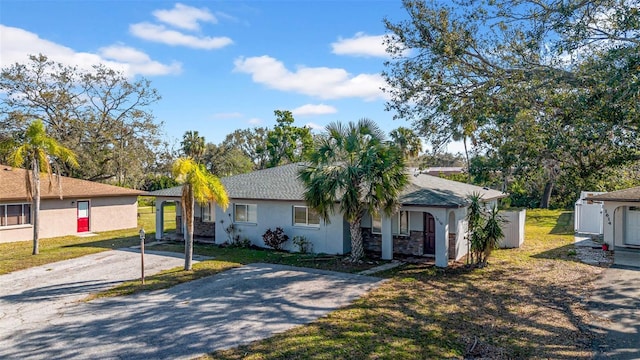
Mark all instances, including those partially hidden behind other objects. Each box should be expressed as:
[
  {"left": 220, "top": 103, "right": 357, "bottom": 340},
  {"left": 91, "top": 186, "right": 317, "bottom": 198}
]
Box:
[{"left": 0, "top": 249, "right": 384, "bottom": 359}]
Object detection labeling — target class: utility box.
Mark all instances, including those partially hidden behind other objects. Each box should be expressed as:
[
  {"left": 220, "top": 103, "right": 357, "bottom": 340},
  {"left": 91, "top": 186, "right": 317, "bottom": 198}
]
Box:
[{"left": 574, "top": 191, "right": 606, "bottom": 235}]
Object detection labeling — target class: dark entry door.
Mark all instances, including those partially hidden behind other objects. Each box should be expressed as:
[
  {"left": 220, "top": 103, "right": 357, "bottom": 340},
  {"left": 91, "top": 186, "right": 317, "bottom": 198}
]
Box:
[
  {"left": 423, "top": 212, "right": 436, "bottom": 255},
  {"left": 77, "top": 201, "right": 89, "bottom": 233}
]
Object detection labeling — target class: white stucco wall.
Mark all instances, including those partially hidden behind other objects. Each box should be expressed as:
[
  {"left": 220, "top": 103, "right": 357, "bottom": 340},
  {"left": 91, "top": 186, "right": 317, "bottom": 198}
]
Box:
[
  {"left": 0, "top": 196, "right": 138, "bottom": 244},
  {"left": 601, "top": 202, "right": 640, "bottom": 250},
  {"left": 214, "top": 200, "right": 347, "bottom": 255}
]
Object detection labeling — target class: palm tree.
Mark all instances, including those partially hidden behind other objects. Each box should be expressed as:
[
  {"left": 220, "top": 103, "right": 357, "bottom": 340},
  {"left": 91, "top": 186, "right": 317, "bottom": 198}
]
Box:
[
  {"left": 180, "top": 131, "right": 206, "bottom": 163},
  {"left": 299, "top": 119, "right": 408, "bottom": 262},
  {"left": 390, "top": 127, "right": 422, "bottom": 159},
  {"left": 172, "top": 157, "right": 228, "bottom": 270},
  {"left": 8, "top": 120, "right": 78, "bottom": 255}
]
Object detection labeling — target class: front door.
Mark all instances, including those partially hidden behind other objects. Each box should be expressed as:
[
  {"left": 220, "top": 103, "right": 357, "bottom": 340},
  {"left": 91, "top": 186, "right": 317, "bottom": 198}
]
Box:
[
  {"left": 423, "top": 212, "right": 436, "bottom": 255},
  {"left": 77, "top": 201, "right": 89, "bottom": 233}
]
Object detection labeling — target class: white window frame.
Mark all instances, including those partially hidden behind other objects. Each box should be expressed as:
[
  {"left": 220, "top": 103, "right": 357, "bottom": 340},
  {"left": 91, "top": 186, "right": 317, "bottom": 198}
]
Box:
[
  {"left": 234, "top": 203, "right": 257, "bottom": 223},
  {"left": 371, "top": 211, "right": 410, "bottom": 236},
  {"left": 201, "top": 202, "right": 214, "bottom": 223},
  {"left": 0, "top": 203, "right": 32, "bottom": 227},
  {"left": 293, "top": 206, "right": 320, "bottom": 227}
]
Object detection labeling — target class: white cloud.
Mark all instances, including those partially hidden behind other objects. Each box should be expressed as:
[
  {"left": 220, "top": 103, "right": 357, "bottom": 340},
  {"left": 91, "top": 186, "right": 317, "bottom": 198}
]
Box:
[
  {"left": 247, "top": 118, "right": 262, "bottom": 125},
  {"left": 291, "top": 104, "right": 337, "bottom": 116},
  {"left": 233, "top": 55, "right": 388, "bottom": 101},
  {"left": 130, "top": 22, "right": 232, "bottom": 49},
  {"left": 304, "top": 122, "right": 325, "bottom": 131},
  {"left": 0, "top": 25, "right": 181, "bottom": 77},
  {"left": 331, "top": 32, "right": 389, "bottom": 58},
  {"left": 212, "top": 112, "right": 243, "bottom": 119},
  {"left": 153, "top": 3, "right": 216, "bottom": 31}
]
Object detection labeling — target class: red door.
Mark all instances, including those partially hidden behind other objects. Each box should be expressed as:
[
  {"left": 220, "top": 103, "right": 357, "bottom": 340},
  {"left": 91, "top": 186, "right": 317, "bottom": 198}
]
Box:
[
  {"left": 77, "top": 201, "right": 89, "bottom": 232},
  {"left": 423, "top": 212, "right": 436, "bottom": 255}
]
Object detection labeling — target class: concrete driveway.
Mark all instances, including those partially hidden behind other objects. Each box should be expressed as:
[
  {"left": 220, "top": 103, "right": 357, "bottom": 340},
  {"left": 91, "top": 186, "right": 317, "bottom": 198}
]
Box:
[
  {"left": 589, "top": 265, "right": 640, "bottom": 360},
  {"left": 0, "top": 249, "right": 384, "bottom": 359}
]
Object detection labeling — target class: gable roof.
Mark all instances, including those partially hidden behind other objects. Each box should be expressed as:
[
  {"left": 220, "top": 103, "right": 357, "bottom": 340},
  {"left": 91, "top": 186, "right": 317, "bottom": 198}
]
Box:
[
  {"left": 586, "top": 187, "right": 640, "bottom": 203},
  {"left": 401, "top": 172, "right": 506, "bottom": 207},
  {"left": 0, "top": 165, "right": 145, "bottom": 201},
  {"left": 150, "top": 163, "right": 506, "bottom": 208}
]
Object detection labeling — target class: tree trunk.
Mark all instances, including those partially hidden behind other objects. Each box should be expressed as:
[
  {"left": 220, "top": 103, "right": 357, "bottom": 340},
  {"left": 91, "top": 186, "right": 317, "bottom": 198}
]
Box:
[
  {"left": 32, "top": 159, "right": 40, "bottom": 255},
  {"left": 184, "top": 185, "right": 194, "bottom": 271},
  {"left": 463, "top": 137, "right": 471, "bottom": 184},
  {"left": 349, "top": 214, "right": 364, "bottom": 262},
  {"left": 540, "top": 181, "right": 554, "bottom": 209}
]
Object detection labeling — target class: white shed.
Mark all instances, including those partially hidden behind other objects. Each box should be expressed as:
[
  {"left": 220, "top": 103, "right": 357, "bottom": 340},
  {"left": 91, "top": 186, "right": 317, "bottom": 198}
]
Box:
[{"left": 574, "top": 191, "right": 606, "bottom": 235}]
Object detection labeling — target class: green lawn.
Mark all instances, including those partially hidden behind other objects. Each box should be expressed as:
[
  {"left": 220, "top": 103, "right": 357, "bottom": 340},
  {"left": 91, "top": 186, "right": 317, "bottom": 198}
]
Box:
[
  {"left": 205, "top": 209, "right": 603, "bottom": 360},
  {"left": 1, "top": 206, "right": 604, "bottom": 359},
  {"left": 0, "top": 203, "right": 173, "bottom": 275}
]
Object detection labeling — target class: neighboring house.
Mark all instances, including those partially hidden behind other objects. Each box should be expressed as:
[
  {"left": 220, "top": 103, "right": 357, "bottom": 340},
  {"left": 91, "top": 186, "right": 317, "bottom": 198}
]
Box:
[
  {"left": 422, "top": 167, "right": 465, "bottom": 177},
  {"left": 151, "top": 163, "right": 506, "bottom": 268},
  {"left": 0, "top": 165, "right": 144, "bottom": 244},
  {"left": 586, "top": 187, "right": 640, "bottom": 266}
]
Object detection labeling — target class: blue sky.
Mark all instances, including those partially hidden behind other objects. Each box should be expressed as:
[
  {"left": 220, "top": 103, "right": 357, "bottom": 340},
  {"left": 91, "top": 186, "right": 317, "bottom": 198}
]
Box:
[{"left": 1, "top": 1, "right": 464, "bottom": 153}]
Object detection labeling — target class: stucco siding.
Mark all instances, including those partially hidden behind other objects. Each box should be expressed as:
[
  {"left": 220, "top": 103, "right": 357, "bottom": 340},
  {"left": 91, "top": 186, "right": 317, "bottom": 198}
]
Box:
[
  {"left": 89, "top": 197, "right": 139, "bottom": 232},
  {"left": 215, "top": 200, "right": 346, "bottom": 254},
  {"left": 0, "top": 196, "right": 138, "bottom": 244}
]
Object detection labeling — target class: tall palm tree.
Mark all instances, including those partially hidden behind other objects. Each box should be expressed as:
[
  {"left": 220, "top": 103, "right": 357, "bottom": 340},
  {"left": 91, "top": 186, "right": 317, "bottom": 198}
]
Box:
[
  {"left": 299, "top": 119, "right": 408, "bottom": 262},
  {"left": 390, "top": 127, "right": 422, "bottom": 159},
  {"left": 172, "top": 157, "right": 228, "bottom": 270},
  {"left": 180, "top": 131, "right": 206, "bottom": 163},
  {"left": 8, "top": 120, "right": 78, "bottom": 255}
]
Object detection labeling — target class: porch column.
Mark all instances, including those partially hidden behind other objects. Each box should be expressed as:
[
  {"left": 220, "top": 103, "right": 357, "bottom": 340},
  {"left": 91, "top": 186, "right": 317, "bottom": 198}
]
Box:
[
  {"left": 381, "top": 213, "right": 393, "bottom": 260},
  {"left": 155, "top": 200, "right": 164, "bottom": 240},
  {"left": 434, "top": 209, "right": 449, "bottom": 268}
]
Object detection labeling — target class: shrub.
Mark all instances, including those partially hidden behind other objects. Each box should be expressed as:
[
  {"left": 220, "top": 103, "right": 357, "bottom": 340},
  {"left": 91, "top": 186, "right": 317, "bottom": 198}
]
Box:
[
  {"left": 293, "top": 235, "right": 313, "bottom": 254},
  {"left": 262, "top": 227, "right": 289, "bottom": 250},
  {"left": 228, "top": 237, "right": 252, "bottom": 249}
]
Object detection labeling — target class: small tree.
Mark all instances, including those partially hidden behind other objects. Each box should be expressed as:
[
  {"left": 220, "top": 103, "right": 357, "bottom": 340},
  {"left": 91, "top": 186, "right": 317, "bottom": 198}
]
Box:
[
  {"left": 262, "top": 227, "right": 289, "bottom": 250},
  {"left": 466, "top": 193, "right": 504, "bottom": 267},
  {"left": 173, "top": 158, "right": 228, "bottom": 270},
  {"left": 7, "top": 120, "right": 78, "bottom": 255}
]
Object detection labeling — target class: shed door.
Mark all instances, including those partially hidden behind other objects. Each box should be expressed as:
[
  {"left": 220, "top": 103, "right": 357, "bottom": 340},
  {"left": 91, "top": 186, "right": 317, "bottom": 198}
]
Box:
[
  {"left": 77, "top": 201, "right": 90, "bottom": 233},
  {"left": 423, "top": 212, "right": 436, "bottom": 255},
  {"left": 625, "top": 207, "right": 640, "bottom": 246}
]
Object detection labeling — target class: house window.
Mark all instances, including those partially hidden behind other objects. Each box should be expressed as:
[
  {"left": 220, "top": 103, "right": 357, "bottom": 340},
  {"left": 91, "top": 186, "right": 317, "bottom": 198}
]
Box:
[
  {"left": 0, "top": 203, "right": 31, "bottom": 227},
  {"left": 293, "top": 206, "right": 320, "bottom": 227},
  {"left": 371, "top": 211, "right": 409, "bottom": 236},
  {"left": 399, "top": 211, "right": 409, "bottom": 235},
  {"left": 201, "top": 203, "right": 214, "bottom": 222},
  {"left": 372, "top": 213, "right": 382, "bottom": 234},
  {"left": 234, "top": 203, "right": 257, "bottom": 223}
]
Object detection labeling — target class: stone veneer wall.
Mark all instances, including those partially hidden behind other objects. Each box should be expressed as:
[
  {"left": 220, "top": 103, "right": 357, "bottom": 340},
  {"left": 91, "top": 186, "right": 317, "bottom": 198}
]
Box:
[
  {"left": 194, "top": 217, "right": 215, "bottom": 238},
  {"left": 362, "top": 228, "right": 424, "bottom": 256},
  {"left": 448, "top": 233, "right": 456, "bottom": 259}
]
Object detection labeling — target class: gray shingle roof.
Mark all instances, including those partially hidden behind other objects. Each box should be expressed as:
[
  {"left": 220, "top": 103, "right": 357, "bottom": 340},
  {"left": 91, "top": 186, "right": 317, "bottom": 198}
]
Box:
[
  {"left": 401, "top": 172, "right": 506, "bottom": 207},
  {"left": 586, "top": 187, "right": 640, "bottom": 202},
  {"left": 149, "top": 163, "right": 507, "bottom": 207}
]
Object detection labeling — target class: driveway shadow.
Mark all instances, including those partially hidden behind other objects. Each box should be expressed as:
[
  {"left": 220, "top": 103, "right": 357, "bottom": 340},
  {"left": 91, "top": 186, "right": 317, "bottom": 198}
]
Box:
[{"left": 0, "top": 263, "right": 384, "bottom": 360}]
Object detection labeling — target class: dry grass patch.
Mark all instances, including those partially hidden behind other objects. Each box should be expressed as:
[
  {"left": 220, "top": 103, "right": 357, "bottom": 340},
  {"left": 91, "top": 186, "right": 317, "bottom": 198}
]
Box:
[{"left": 206, "top": 209, "right": 606, "bottom": 359}]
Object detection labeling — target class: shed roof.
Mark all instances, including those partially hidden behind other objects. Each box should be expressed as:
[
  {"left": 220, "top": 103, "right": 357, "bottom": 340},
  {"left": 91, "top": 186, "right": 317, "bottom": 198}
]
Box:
[
  {"left": 586, "top": 187, "right": 640, "bottom": 203},
  {"left": 0, "top": 165, "right": 145, "bottom": 201},
  {"left": 150, "top": 163, "right": 506, "bottom": 208}
]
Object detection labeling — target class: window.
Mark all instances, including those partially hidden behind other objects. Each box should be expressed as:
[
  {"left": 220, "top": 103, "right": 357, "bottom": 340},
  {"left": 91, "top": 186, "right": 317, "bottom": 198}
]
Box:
[
  {"left": 372, "top": 213, "right": 382, "bottom": 234},
  {"left": 234, "top": 204, "right": 257, "bottom": 223},
  {"left": 371, "top": 211, "right": 409, "bottom": 236},
  {"left": 0, "top": 203, "right": 31, "bottom": 227},
  {"left": 293, "top": 206, "right": 320, "bottom": 227},
  {"left": 201, "top": 203, "right": 214, "bottom": 222}
]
